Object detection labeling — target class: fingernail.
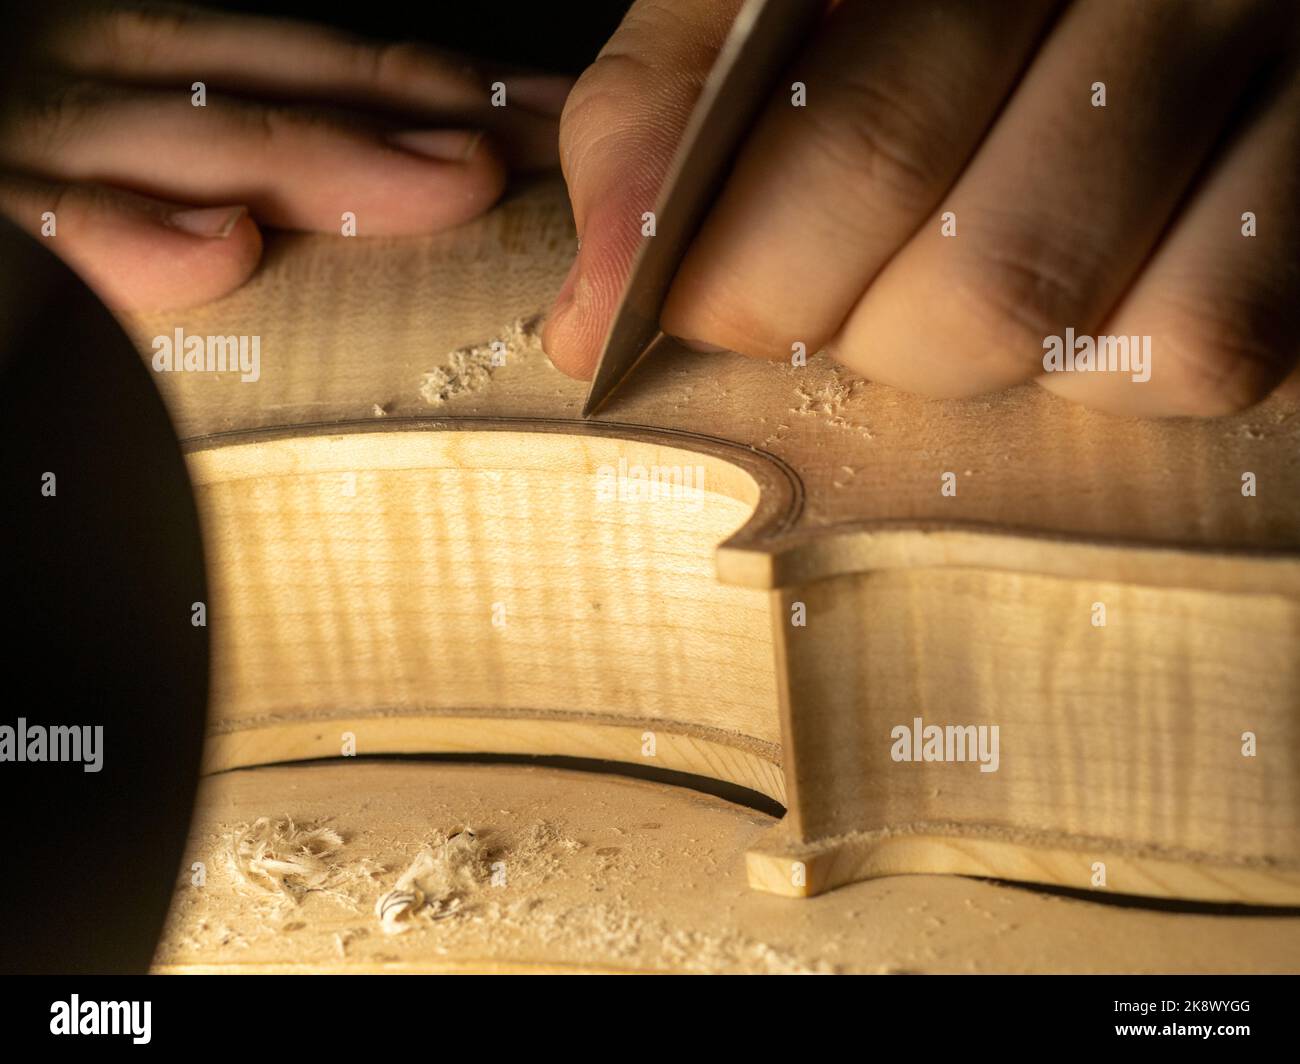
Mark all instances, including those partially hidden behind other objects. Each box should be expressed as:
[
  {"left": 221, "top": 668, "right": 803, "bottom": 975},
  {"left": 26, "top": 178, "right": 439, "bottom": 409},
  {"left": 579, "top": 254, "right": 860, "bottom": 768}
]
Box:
[
  {"left": 167, "top": 205, "right": 246, "bottom": 238},
  {"left": 389, "top": 129, "right": 484, "bottom": 162}
]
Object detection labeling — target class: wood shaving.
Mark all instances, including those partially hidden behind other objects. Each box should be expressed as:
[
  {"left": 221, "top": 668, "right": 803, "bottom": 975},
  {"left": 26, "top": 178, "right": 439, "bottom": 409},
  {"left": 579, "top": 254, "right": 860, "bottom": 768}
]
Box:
[
  {"left": 225, "top": 816, "right": 384, "bottom": 911},
  {"left": 227, "top": 817, "right": 346, "bottom": 904},
  {"left": 375, "top": 828, "right": 488, "bottom": 935},
  {"left": 156, "top": 766, "right": 863, "bottom": 973}
]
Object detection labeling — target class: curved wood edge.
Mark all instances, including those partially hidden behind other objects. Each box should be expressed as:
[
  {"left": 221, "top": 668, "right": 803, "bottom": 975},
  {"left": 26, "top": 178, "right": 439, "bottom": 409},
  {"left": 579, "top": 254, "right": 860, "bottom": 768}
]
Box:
[
  {"left": 719, "top": 523, "right": 1300, "bottom": 596},
  {"left": 184, "top": 419, "right": 790, "bottom": 803},
  {"left": 181, "top": 417, "right": 1300, "bottom": 601},
  {"left": 204, "top": 715, "right": 786, "bottom": 805},
  {"left": 746, "top": 827, "right": 1300, "bottom": 905},
  {"left": 182, "top": 414, "right": 803, "bottom": 538}
]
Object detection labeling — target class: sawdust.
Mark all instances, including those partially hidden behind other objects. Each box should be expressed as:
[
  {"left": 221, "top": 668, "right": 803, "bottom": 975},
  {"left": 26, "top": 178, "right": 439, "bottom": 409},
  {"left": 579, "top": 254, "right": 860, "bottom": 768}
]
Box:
[
  {"left": 761, "top": 360, "right": 874, "bottom": 447},
  {"left": 418, "top": 315, "right": 544, "bottom": 406},
  {"left": 517, "top": 818, "right": 584, "bottom": 871},
  {"left": 364, "top": 819, "right": 825, "bottom": 971},
  {"left": 224, "top": 816, "right": 383, "bottom": 910},
  {"left": 158, "top": 765, "right": 846, "bottom": 973},
  {"left": 1226, "top": 407, "right": 1299, "bottom": 441},
  {"left": 792, "top": 367, "right": 872, "bottom": 434},
  {"left": 483, "top": 899, "right": 834, "bottom": 974},
  {"left": 158, "top": 762, "right": 1300, "bottom": 974}
]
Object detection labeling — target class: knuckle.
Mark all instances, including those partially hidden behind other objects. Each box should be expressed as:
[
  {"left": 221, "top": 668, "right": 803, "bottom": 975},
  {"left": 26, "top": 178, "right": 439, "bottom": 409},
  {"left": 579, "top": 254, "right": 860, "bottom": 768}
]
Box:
[
  {"left": 102, "top": 4, "right": 199, "bottom": 66},
  {"left": 1158, "top": 315, "right": 1286, "bottom": 416},
  {"left": 361, "top": 40, "right": 447, "bottom": 87},
  {"left": 558, "top": 50, "right": 675, "bottom": 191},
  {"left": 558, "top": 0, "right": 731, "bottom": 192},
  {"left": 243, "top": 100, "right": 284, "bottom": 148},
  {"left": 618, "top": 0, "right": 730, "bottom": 76},
  {"left": 561, "top": 50, "right": 656, "bottom": 139},
  {"left": 953, "top": 214, "right": 1108, "bottom": 355},
  {"left": 804, "top": 75, "right": 949, "bottom": 212},
  {"left": 39, "top": 181, "right": 77, "bottom": 228},
  {"left": 234, "top": 99, "right": 328, "bottom": 152},
  {"left": 22, "top": 80, "right": 103, "bottom": 164}
]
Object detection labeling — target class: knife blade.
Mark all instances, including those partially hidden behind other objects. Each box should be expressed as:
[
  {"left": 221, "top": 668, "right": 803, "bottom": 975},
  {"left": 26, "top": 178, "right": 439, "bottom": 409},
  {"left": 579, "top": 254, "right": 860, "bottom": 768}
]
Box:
[{"left": 581, "top": 0, "right": 824, "bottom": 417}]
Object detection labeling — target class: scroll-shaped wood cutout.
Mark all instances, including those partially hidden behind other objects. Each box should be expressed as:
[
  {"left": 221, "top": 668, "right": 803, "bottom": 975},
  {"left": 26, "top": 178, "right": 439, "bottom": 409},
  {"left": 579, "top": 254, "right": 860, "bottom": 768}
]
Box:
[{"left": 125, "top": 178, "right": 1300, "bottom": 906}]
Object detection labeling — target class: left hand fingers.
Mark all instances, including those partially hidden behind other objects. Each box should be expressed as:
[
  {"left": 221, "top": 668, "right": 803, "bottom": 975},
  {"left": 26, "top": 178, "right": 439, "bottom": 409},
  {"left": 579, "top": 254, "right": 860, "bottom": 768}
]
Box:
[
  {"left": 42, "top": 2, "right": 573, "bottom": 170},
  {"left": 0, "top": 80, "right": 505, "bottom": 234}
]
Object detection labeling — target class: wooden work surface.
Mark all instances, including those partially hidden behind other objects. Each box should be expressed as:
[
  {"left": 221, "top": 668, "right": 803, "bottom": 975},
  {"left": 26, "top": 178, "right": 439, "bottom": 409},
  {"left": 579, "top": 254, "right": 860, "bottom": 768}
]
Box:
[
  {"left": 120, "top": 175, "right": 1300, "bottom": 927},
  {"left": 124, "top": 176, "right": 1300, "bottom": 563},
  {"left": 156, "top": 760, "right": 1300, "bottom": 974}
]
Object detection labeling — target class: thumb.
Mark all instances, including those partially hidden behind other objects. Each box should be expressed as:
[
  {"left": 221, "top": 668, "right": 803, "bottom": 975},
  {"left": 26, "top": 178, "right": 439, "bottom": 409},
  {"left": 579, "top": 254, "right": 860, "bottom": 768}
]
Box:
[{"left": 542, "top": 0, "right": 743, "bottom": 378}]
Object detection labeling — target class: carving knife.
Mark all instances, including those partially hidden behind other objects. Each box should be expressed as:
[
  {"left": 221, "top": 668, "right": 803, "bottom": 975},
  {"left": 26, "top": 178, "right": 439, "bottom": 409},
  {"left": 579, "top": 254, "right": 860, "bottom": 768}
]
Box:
[{"left": 581, "top": 0, "right": 824, "bottom": 417}]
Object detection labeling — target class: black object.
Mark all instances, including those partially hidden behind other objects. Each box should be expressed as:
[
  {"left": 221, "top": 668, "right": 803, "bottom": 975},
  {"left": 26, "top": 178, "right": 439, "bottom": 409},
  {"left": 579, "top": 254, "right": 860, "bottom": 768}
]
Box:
[{"left": 0, "top": 221, "right": 209, "bottom": 974}]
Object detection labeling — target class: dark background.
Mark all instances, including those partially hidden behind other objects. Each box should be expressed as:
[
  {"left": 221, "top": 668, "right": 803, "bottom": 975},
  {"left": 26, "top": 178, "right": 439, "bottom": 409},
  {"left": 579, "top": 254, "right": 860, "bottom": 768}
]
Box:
[{"left": 205, "top": 0, "right": 629, "bottom": 73}]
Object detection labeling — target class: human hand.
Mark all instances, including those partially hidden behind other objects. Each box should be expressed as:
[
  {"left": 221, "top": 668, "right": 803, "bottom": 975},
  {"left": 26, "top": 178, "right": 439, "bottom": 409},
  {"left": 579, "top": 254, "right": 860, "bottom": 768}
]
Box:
[
  {"left": 544, "top": 0, "right": 1300, "bottom": 416},
  {"left": 0, "top": 1, "right": 571, "bottom": 310}
]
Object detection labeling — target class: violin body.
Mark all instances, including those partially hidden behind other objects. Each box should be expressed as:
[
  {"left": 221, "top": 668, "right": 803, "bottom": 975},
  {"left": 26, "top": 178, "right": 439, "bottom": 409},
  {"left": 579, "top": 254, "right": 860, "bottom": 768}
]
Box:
[{"left": 119, "top": 177, "right": 1300, "bottom": 970}]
